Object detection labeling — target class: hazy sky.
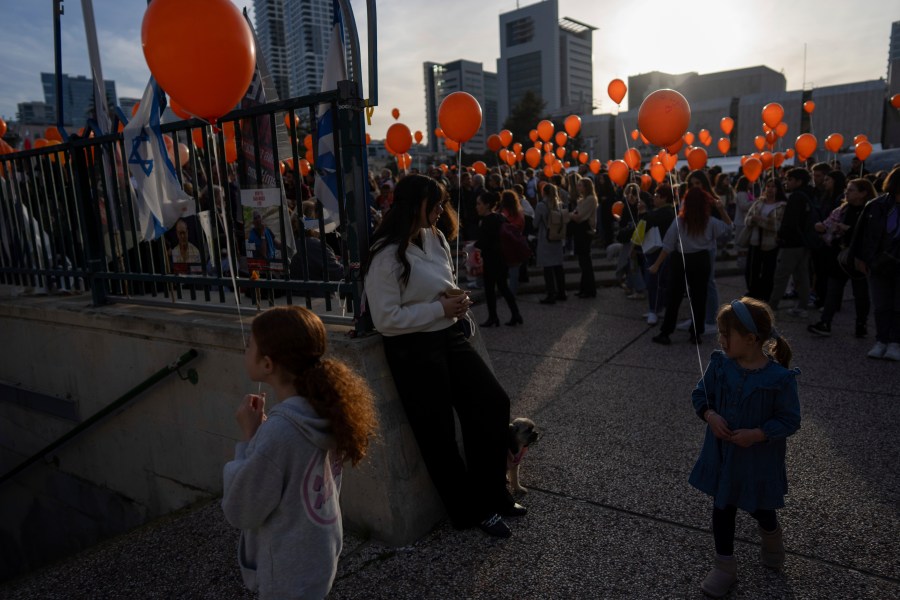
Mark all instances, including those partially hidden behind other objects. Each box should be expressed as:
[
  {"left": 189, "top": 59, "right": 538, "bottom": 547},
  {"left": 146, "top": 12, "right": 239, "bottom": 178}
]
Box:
[{"left": 1, "top": 0, "right": 897, "bottom": 140}]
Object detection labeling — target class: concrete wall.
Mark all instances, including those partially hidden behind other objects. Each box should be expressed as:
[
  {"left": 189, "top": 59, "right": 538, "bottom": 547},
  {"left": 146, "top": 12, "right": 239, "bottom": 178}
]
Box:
[{"left": 0, "top": 291, "right": 476, "bottom": 573}]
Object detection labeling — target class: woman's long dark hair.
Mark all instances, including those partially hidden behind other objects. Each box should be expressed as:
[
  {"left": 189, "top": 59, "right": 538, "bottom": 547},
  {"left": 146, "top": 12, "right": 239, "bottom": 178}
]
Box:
[
  {"left": 364, "top": 174, "right": 449, "bottom": 286},
  {"left": 252, "top": 306, "right": 378, "bottom": 465},
  {"left": 680, "top": 187, "right": 712, "bottom": 237}
]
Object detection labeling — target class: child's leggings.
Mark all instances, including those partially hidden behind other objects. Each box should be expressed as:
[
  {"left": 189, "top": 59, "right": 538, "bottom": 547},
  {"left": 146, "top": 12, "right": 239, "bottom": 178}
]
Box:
[{"left": 713, "top": 504, "right": 778, "bottom": 556}]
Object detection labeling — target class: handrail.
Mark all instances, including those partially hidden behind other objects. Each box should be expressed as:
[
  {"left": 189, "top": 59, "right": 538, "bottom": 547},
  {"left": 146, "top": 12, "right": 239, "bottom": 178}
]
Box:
[{"left": 0, "top": 349, "right": 200, "bottom": 486}]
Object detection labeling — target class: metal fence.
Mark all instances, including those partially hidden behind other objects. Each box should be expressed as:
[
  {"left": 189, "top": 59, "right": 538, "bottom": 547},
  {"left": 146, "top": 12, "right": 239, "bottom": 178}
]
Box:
[{"left": 0, "top": 84, "right": 372, "bottom": 326}]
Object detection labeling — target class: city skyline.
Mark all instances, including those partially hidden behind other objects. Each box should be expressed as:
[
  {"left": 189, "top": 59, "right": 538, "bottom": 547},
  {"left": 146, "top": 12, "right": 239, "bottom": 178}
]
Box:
[{"left": 0, "top": 0, "right": 897, "bottom": 144}]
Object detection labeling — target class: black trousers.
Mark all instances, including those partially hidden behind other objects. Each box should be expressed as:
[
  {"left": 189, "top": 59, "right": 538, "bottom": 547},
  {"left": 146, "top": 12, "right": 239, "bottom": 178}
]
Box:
[
  {"left": 483, "top": 259, "right": 520, "bottom": 320},
  {"left": 543, "top": 265, "right": 566, "bottom": 298},
  {"left": 381, "top": 326, "right": 511, "bottom": 527},
  {"left": 660, "top": 251, "right": 710, "bottom": 337},
  {"left": 821, "top": 272, "right": 869, "bottom": 325},
  {"left": 573, "top": 222, "right": 596, "bottom": 295},
  {"left": 713, "top": 505, "right": 778, "bottom": 556},
  {"left": 746, "top": 245, "right": 779, "bottom": 302}
]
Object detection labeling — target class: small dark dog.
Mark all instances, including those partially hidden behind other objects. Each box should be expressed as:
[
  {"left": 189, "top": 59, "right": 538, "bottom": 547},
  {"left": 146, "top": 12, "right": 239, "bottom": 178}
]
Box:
[{"left": 507, "top": 417, "right": 539, "bottom": 494}]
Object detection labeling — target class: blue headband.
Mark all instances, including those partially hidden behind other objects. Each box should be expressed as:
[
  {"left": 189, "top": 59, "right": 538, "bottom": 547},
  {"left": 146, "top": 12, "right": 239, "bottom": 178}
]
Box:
[{"left": 730, "top": 300, "right": 781, "bottom": 340}]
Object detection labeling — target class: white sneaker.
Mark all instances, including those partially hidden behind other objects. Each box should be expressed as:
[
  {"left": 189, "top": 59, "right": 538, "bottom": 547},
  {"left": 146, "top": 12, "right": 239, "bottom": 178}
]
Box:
[
  {"left": 647, "top": 313, "right": 658, "bottom": 325},
  {"left": 884, "top": 343, "right": 900, "bottom": 361},
  {"left": 676, "top": 319, "right": 692, "bottom": 331},
  {"left": 867, "top": 342, "right": 887, "bottom": 359}
]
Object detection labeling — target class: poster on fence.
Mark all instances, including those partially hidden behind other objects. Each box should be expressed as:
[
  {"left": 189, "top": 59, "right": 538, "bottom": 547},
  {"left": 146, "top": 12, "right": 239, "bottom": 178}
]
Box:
[
  {"left": 165, "top": 216, "right": 204, "bottom": 275},
  {"left": 241, "top": 188, "right": 287, "bottom": 273}
]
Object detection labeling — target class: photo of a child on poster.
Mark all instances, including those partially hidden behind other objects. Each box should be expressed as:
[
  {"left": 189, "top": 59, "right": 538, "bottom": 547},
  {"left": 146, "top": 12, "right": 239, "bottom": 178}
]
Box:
[{"left": 165, "top": 216, "right": 204, "bottom": 275}]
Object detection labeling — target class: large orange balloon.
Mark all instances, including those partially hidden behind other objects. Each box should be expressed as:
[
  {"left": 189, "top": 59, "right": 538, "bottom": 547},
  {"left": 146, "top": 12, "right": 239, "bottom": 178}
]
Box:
[
  {"left": 386, "top": 123, "right": 412, "bottom": 155},
  {"left": 650, "top": 163, "right": 666, "bottom": 183},
  {"left": 611, "top": 201, "right": 625, "bottom": 217},
  {"left": 525, "top": 147, "right": 541, "bottom": 168},
  {"left": 795, "top": 133, "right": 817, "bottom": 157},
  {"left": 438, "top": 92, "right": 482, "bottom": 143},
  {"left": 743, "top": 157, "right": 763, "bottom": 182},
  {"left": 589, "top": 159, "right": 601, "bottom": 174},
  {"left": 565, "top": 115, "right": 581, "bottom": 137},
  {"left": 720, "top": 117, "right": 734, "bottom": 135},
  {"left": 718, "top": 137, "right": 730, "bottom": 155},
  {"left": 803, "top": 101, "right": 815, "bottom": 114},
  {"left": 638, "top": 89, "right": 691, "bottom": 147},
  {"left": 623, "top": 148, "right": 641, "bottom": 171},
  {"left": 855, "top": 140, "right": 873, "bottom": 161},
  {"left": 687, "top": 147, "right": 708, "bottom": 170},
  {"left": 554, "top": 131, "right": 568, "bottom": 147},
  {"left": 537, "top": 120, "right": 555, "bottom": 142},
  {"left": 608, "top": 79, "right": 627, "bottom": 105},
  {"left": 608, "top": 160, "right": 629, "bottom": 186},
  {"left": 761, "top": 103, "right": 784, "bottom": 129},
  {"left": 824, "top": 133, "right": 844, "bottom": 153},
  {"left": 414, "top": 130, "right": 423, "bottom": 144},
  {"left": 499, "top": 129, "right": 513, "bottom": 147},
  {"left": 142, "top": 0, "right": 254, "bottom": 122}
]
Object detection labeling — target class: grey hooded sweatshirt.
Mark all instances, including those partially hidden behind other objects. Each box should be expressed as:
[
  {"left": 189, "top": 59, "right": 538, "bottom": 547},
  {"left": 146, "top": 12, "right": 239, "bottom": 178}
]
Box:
[{"left": 222, "top": 395, "right": 343, "bottom": 600}]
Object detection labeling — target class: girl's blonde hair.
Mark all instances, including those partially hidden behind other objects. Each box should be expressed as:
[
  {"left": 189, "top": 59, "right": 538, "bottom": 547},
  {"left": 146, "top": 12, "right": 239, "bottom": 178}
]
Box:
[
  {"left": 252, "top": 306, "right": 378, "bottom": 465},
  {"left": 716, "top": 297, "right": 793, "bottom": 367}
]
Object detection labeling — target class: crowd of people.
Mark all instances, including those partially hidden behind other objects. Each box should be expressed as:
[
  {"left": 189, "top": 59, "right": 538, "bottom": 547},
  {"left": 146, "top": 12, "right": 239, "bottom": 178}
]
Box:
[{"left": 365, "top": 158, "right": 900, "bottom": 362}]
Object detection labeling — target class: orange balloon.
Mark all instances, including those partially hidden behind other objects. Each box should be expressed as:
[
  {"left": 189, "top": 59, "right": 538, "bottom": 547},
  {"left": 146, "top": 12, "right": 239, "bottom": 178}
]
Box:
[
  {"left": 638, "top": 89, "right": 691, "bottom": 147},
  {"left": 775, "top": 121, "right": 788, "bottom": 138},
  {"left": 529, "top": 129, "right": 539, "bottom": 142},
  {"left": 435, "top": 127, "right": 444, "bottom": 138},
  {"left": 774, "top": 152, "right": 785, "bottom": 168},
  {"left": 803, "top": 101, "right": 815, "bottom": 114},
  {"left": 717, "top": 138, "right": 730, "bottom": 155},
  {"left": 640, "top": 133, "right": 650, "bottom": 145},
  {"left": 761, "top": 103, "right": 784, "bottom": 129},
  {"left": 640, "top": 174, "right": 652, "bottom": 191},
  {"left": 543, "top": 152, "right": 554, "bottom": 166},
  {"left": 571, "top": 150, "right": 579, "bottom": 159},
  {"left": 397, "top": 153, "right": 411, "bottom": 169},
  {"left": 224, "top": 137, "right": 237, "bottom": 163},
  {"left": 191, "top": 128, "right": 204, "bottom": 148},
  {"left": 666, "top": 138, "right": 684, "bottom": 155},
  {"left": 683, "top": 131, "right": 695, "bottom": 146},
  {"left": 438, "top": 92, "right": 482, "bottom": 143},
  {"left": 386, "top": 123, "right": 413, "bottom": 154},
  {"left": 720, "top": 117, "right": 734, "bottom": 135},
  {"left": 499, "top": 148, "right": 510, "bottom": 162},
  {"left": 785, "top": 148, "right": 795, "bottom": 159},
  {"left": 760, "top": 151, "right": 774, "bottom": 170},
  {"left": 534, "top": 140, "right": 543, "bottom": 149},
  {"left": 142, "top": 0, "right": 254, "bottom": 122},
  {"left": 487, "top": 134, "right": 503, "bottom": 152},
  {"left": 824, "top": 133, "right": 844, "bottom": 153},
  {"left": 505, "top": 152, "right": 517, "bottom": 166},
  {"left": 513, "top": 143, "right": 523, "bottom": 154},
  {"left": 855, "top": 140, "right": 873, "bottom": 161},
  {"left": 589, "top": 159, "right": 601, "bottom": 174},
  {"left": 699, "top": 129, "right": 712, "bottom": 146},
  {"left": 555, "top": 131, "right": 568, "bottom": 147},
  {"left": 414, "top": 130, "right": 423, "bottom": 144},
  {"left": 576, "top": 152, "right": 587, "bottom": 164},
  {"left": 299, "top": 158, "right": 311, "bottom": 176},
  {"left": 543, "top": 165, "right": 554, "bottom": 178},
  {"left": 444, "top": 137, "right": 460, "bottom": 152},
  {"left": 650, "top": 163, "right": 666, "bottom": 183},
  {"left": 221, "top": 120, "right": 236, "bottom": 139},
  {"left": 623, "top": 148, "right": 641, "bottom": 171},
  {"left": 525, "top": 147, "right": 541, "bottom": 168},
  {"left": 0, "top": 117, "right": 6, "bottom": 138},
  {"left": 611, "top": 201, "right": 625, "bottom": 217},
  {"left": 743, "top": 157, "right": 763, "bottom": 182},
  {"left": 391, "top": 108, "right": 400, "bottom": 120},
  {"left": 537, "top": 120, "right": 555, "bottom": 142},
  {"left": 852, "top": 134, "right": 868, "bottom": 145},
  {"left": 608, "top": 79, "right": 627, "bottom": 105},
  {"left": 34, "top": 138, "right": 49, "bottom": 149},
  {"left": 305, "top": 149, "right": 314, "bottom": 165},
  {"left": 631, "top": 129, "right": 639, "bottom": 141},
  {"left": 565, "top": 115, "right": 581, "bottom": 137},
  {"left": 555, "top": 146, "right": 566, "bottom": 159},
  {"left": 283, "top": 112, "right": 299, "bottom": 130},
  {"left": 45, "top": 126, "right": 63, "bottom": 142},
  {"left": 754, "top": 135, "right": 766, "bottom": 152},
  {"left": 365, "top": 132, "right": 371, "bottom": 145},
  {"left": 795, "top": 133, "right": 817, "bottom": 157},
  {"left": 765, "top": 130, "right": 777, "bottom": 147},
  {"left": 661, "top": 151, "right": 678, "bottom": 172},
  {"left": 303, "top": 134, "right": 313, "bottom": 151},
  {"left": 499, "top": 129, "right": 513, "bottom": 147},
  {"left": 608, "top": 160, "right": 629, "bottom": 186},
  {"left": 543, "top": 142, "right": 553, "bottom": 153},
  {"left": 439, "top": 164, "right": 448, "bottom": 174},
  {"left": 687, "top": 147, "right": 708, "bottom": 170}
]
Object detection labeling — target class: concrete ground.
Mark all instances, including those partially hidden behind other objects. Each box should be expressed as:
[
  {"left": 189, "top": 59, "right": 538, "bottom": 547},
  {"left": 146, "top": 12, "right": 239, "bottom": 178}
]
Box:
[{"left": 2, "top": 273, "right": 899, "bottom": 599}]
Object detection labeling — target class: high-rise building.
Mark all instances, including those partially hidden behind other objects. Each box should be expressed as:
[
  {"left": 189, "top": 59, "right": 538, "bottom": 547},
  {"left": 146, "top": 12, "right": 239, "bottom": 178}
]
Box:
[
  {"left": 40, "top": 73, "right": 117, "bottom": 127},
  {"left": 16, "top": 101, "right": 56, "bottom": 125},
  {"left": 253, "top": 0, "right": 291, "bottom": 100},
  {"left": 889, "top": 20, "right": 900, "bottom": 94},
  {"left": 283, "top": 0, "right": 334, "bottom": 98},
  {"left": 497, "top": 0, "right": 596, "bottom": 125},
  {"left": 424, "top": 60, "right": 497, "bottom": 154}
]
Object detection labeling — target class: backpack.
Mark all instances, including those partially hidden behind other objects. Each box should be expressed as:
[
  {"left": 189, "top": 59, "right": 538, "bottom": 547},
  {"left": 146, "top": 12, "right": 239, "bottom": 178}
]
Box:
[
  {"left": 500, "top": 221, "right": 532, "bottom": 266},
  {"left": 546, "top": 206, "right": 567, "bottom": 241}
]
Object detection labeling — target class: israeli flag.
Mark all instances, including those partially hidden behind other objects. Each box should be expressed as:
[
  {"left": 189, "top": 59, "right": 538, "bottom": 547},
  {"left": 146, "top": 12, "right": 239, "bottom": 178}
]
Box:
[
  {"left": 123, "top": 78, "right": 193, "bottom": 241},
  {"left": 313, "top": 0, "right": 346, "bottom": 229}
]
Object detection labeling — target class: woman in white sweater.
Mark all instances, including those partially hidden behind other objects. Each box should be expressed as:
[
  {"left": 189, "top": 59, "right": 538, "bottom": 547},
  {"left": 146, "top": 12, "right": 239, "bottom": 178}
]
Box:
[{"left": 364, "top": 174, "right": 523, "bottom": 538}]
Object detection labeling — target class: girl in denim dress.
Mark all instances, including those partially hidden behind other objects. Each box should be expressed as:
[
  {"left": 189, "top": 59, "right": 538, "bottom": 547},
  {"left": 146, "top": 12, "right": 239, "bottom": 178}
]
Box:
[{"left": 689, "top": 297, "right": 801, "bottom": 597}]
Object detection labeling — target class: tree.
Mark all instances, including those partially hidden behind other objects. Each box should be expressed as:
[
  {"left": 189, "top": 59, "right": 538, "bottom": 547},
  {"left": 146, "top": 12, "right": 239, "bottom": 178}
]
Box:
[{"left": 502, "top": 90, "right": 547, "bottom": 146}]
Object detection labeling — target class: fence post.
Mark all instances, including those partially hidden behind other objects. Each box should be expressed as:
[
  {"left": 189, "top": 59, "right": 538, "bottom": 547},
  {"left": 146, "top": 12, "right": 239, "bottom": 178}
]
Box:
[
  {"left": 69, "top": 139, "right": 108, "bottom": 306},
  {"left": 336, "top": 80, "right": 373, "bottom": 334}
]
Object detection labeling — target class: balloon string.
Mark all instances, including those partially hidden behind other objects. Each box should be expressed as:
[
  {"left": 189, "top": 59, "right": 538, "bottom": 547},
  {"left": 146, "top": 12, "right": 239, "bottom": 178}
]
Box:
[{"left": 455, "top": 144, "right": 462, "bottom": 287}]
